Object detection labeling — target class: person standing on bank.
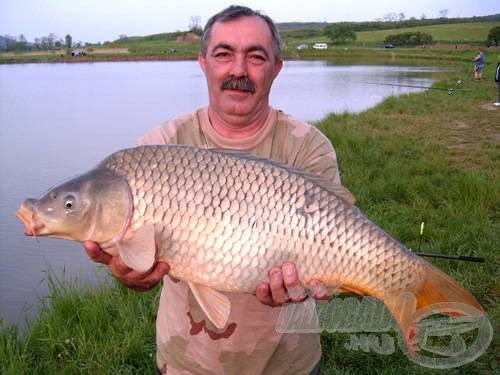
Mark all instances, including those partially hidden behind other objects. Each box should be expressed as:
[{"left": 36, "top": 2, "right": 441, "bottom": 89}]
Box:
[
  {"left": 494, "top": 62, "right": 500, "bottom": 106},
  {"left": 84, "top": 6, "right": 349, "bottom": 374},
  {"left": 474, "top": 47, "right": 485, "bottom": 80}
]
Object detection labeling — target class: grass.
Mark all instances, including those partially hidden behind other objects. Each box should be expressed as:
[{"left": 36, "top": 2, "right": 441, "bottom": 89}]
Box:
[
  {"left": 354, "top": 21, "right": 499, "bottom": 45},
  {"left": 1, "top": 273, "right": 159, "bottom": 374},
  {"left": 1, "top": 59, "right": 498, "bottom": 374},
  {"left": 315, "top": 66, "right": 499, "bottom": 373}
]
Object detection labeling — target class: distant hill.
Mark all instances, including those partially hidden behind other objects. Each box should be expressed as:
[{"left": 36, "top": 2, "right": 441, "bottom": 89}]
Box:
[
  {"left": 277, "top": 22, "right": 328, "bottom": 31},
  {"left": 277, "top": 14, "right": 500, "bottom": 32}
]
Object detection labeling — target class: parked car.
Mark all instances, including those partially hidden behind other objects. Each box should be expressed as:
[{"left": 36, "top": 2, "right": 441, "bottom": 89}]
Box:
[
  {"left": 384, "top": 43, "right": 394, "bottom": 49},
  {"left": 312, "top": 43, "right": 328, "bottom": 50},
  {"left": 297, "top": 44, "right": 308, "bottom": 50}
]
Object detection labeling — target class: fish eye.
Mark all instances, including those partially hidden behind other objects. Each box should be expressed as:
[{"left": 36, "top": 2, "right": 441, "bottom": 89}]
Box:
[{"left": 63, "top": 194, "right": 76, "bottom": 210}]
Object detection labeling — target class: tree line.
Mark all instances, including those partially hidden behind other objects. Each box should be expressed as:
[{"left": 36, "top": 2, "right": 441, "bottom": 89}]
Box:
[{"left": 0, "top": 33, "right": 80, "bottom": 52}]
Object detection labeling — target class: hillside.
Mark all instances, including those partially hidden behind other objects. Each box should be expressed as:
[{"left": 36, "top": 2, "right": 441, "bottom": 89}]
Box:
[{"left": 355, "top": 21, "right": 499, "bottom": 45}]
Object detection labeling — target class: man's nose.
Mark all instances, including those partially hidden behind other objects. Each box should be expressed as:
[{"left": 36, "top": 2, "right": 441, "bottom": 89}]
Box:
[{"left": 230, "top": 55, "right": 247, "bottom": 77}]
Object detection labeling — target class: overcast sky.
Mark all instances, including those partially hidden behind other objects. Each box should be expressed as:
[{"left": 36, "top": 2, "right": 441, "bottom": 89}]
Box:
[{"left": 1, "top": 0, "right": 498, "bottom": 44}]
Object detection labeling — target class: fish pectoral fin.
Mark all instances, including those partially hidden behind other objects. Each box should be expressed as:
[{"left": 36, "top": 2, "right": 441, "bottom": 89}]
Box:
[
  {"left": 188, "top": 282, "right": 230, "bottom": 329},
  {"left": 117, "top": 224, "right": 156, "bottom": 273}
]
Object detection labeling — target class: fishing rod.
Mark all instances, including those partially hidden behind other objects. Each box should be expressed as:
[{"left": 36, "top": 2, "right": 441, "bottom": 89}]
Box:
[
  {"left": 413, "top": 252, "right": 485, "bottom": 263},
  {"left": 411, "top": 222, "right": 485, "bottom": 263},
  {"left": 364, "top": 81, "right": 472, "bottom": 95}
]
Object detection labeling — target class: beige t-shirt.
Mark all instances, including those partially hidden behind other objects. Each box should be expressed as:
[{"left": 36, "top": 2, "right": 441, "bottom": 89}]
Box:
[{"left": 136, "top": 107, "right": 342, "bottom": 375}]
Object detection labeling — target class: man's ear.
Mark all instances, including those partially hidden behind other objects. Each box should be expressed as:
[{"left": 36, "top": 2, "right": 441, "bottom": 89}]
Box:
[
  {"left": 274, "top": 59, "right": 284, "bottom": 79},
  {"left": 198, "top": 52, "right": 207, "bottom": 75}
]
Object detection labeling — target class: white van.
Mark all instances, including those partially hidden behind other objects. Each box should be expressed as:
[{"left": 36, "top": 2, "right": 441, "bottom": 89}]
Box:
[{"left": 312, "top": 43, "right": 328, "bottom": 50}]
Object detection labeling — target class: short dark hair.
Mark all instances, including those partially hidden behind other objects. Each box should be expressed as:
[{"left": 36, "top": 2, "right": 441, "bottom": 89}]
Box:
[{"left": 201, "top": 5, "right": 282, "bottom": 61}]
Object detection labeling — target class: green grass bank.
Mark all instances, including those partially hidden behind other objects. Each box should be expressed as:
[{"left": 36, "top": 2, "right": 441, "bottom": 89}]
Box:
[{"left": 1, "top": 62, "right": 498, "bottom": 374}]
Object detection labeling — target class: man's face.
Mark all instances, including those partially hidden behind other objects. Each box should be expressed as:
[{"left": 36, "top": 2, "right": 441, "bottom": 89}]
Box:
[{"left": 199, "top": 16, "right": 283, "bottom": 122}]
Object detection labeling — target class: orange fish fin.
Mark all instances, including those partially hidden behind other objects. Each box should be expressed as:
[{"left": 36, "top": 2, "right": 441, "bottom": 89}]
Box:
[
  {"left": 413, "top": 264, "right": 484, "bottom": 314},
  {"left": 337, "top": 284, "right": 366, "bottom": 295},
  {"left": 381, "top": 264, "right": 485, "bottom": 357},
  {"left": 117, "top": 224, "right": 156, "bottom": 273},
  {"left": 188, "top": 282, "right": 230, "bottom": 329},
  {"left": 381, "top": 292, "right": 419, "bottom": 357}
]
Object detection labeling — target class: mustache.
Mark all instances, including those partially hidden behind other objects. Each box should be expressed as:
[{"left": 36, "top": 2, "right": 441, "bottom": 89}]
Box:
[{"left": 220, "top": 76, "right": 256, "bottom": 93}]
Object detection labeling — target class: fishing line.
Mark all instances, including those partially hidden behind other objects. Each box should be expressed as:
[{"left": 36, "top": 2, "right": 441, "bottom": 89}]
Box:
[{"left": 363, "top": 81, "right": 472, "bottom": 95}]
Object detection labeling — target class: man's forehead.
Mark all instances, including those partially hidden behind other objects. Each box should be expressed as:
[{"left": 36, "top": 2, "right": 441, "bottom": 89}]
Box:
[{"left": 209, "top": 16, "right": 272, "bottom": 46}]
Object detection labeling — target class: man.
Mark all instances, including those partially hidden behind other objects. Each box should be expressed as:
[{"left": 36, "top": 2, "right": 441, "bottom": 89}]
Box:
[
  {"left": 494, "top": 62, "right": 500, "bottom": 106},
  {"left": 474, "top": 47, "right": 485, "bottom": 80},
  {"left": 85, "top": 6, "right": 347, "bottom": 374}
]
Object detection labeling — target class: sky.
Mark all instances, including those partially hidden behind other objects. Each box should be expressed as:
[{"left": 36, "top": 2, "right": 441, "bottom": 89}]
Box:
[{"left": 1, "top": 0, "right": 498, "bottom": 44}]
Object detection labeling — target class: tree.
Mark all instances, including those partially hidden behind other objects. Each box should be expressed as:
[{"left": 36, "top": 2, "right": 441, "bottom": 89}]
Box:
[
  {"left": 189, "top": 15, "right": 202, "bottom": 35},
  {"left": 18, "top": 34, "right": 27, "bottom": 50},
  {"left": 486, "top": 26, "right": 500, "bottom": 46},
  {"left": 324, "top": 24, "right": 357, "bottom": 44},
  {"left": 65, "top": 34, "right": 72, "bottom": 48},
  {"left": 438, "top": 9, "right": 448, "bottom": 18},
  {"left": 382, "top": 13, "right": 405, "bottom": 22}
]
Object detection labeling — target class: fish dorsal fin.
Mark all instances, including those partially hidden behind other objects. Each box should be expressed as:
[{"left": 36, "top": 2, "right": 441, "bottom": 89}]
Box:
[
  {"left": 188, "top": 282, "right": 231, "bottom": 329},
  {"left": 117, "top": 224, "right": 156, "bottom": 273},
  {"left": 212, "top": 148, "right": 355, "bottom": 205}
]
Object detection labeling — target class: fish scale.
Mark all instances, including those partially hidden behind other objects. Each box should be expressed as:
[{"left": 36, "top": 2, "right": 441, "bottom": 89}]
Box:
[
  {"left": 101, "top": 145, "right": 425, "bottom": 295},
  {"left": 16, "top": 144, "right": 484, "bottom": 337}
]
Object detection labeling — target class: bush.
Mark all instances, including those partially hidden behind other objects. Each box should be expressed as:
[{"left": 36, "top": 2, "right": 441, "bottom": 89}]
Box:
[
  {"left": 384, "top": 32, "right": 433, "bottom": 46},
  {"left": 486, "top": 26, "right": 500, "bottom": 46}
]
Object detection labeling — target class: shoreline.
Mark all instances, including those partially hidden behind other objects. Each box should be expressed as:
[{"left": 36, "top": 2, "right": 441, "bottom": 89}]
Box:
[{"left": 3, "top": 45, "right": 497, "bottom": 65}]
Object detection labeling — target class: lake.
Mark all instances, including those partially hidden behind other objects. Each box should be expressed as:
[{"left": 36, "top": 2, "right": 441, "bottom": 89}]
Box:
[{"left": 0, "top": 60, "right": 440, "bottom": 328}]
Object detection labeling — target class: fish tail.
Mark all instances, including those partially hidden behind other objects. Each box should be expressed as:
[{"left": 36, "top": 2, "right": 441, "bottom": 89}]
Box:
[
  {"left": 382, "top": 264, "right": 484, "bottom": 357},
  {"left": 414, "top": 263, "right": 484, "bottom": 314}
]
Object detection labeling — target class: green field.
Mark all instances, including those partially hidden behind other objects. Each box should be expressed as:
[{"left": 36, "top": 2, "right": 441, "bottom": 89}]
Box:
[{"left": 355, "top": 21, "right": 499, "bottom": 45}]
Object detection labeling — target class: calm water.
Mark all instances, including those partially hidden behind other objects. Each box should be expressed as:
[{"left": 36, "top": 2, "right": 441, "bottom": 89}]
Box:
[{"left": 0, "top": 60, "right": 439, "bottom": 328}]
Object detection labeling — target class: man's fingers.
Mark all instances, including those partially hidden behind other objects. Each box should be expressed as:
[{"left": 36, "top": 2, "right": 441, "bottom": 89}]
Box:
[
  {"left": 309, "top": 279, "right": 330, "bottom": 300},
  {"left": 109, "top": 260, "right": 170, "bottom": 292},
  {"left": 83, "top": 241, "right": 169, "bottom": 292},
  {"left": 282, "top": 263, "right": 307, "bottom": 302},
  {"left": 255, "top": 282, "right": 275, "bottom": 306},
  {"left": 268, "top": 267, "right": 289, "bottom": 305},
  {"left": 83, "top": 240, "right": 112, "bottom": 265}
]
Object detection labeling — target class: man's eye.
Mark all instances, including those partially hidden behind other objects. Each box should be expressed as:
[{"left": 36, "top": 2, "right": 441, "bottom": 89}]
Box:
[
  {"left": 249, "top": 54, "right": 266, "bottom": 63},
  {"left": 215, "top": 52, "right": 230, "bottom": 59}
]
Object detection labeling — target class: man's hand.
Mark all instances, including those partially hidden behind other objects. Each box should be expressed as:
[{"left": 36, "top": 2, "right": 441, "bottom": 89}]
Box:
[
  {"left": 83, "top": 241, "right": 170, "bottom": 292},
  {"left": 255, "top": 262, "right": 329, "bottom": 306}
]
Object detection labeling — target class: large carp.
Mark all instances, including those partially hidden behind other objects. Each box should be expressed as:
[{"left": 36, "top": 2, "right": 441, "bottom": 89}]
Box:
[{"left": 15, "top": 145, "right": 483, "bottom": 345}]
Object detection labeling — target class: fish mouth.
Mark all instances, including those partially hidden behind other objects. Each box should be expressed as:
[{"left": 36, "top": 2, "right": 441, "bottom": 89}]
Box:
[{"left": 14, "top": 201, "right": 46, "bottom": 237}]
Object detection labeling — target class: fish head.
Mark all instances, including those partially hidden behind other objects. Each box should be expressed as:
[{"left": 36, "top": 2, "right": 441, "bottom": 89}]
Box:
[{"left": 15, "top": 167, "right": 132, "bottom": 243}]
